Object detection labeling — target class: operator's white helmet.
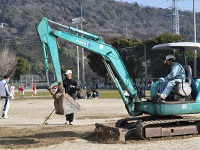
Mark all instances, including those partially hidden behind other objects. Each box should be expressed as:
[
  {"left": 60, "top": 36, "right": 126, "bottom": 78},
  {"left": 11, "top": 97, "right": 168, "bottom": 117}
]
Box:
[
  {"left": 165, "top": 54, "right": 176, "bottom": 63},
  {"left": 65, "top": 70, "right": 72, "bottom": 74}
]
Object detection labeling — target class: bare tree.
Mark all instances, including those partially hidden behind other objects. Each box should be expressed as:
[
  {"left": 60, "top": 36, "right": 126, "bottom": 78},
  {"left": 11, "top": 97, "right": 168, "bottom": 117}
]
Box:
[{"left": 0, "top": 47, "right": 17, "bottom": 77}]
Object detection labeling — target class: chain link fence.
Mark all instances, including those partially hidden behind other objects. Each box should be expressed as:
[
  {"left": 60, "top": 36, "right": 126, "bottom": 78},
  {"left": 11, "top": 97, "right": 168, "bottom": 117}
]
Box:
[{"left": 13, "top": 75, "right": 56, "bottom": 89}]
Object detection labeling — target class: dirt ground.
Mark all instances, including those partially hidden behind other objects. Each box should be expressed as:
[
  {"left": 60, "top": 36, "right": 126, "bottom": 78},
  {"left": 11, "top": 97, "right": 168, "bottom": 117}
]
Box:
[{"left": 1, "top": 97, "right": 200, "bottom": 150}]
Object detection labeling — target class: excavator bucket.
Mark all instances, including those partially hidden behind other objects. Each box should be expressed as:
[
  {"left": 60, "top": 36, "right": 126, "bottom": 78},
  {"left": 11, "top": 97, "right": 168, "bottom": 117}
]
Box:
[
  {"left": 54, "top": 93, "right": 83, "bottom": 115},
  {"left": 47, "top": 85, "right": 83, "bottom": 115},
  {"left": 93, "top": 123, "right": 133, "bottom": 142}
]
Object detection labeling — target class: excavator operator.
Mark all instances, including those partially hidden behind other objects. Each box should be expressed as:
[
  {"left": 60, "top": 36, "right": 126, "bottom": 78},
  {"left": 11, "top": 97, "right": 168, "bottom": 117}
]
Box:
[{"left": 157, "top": 54, "right": 186, "bottom": 102}]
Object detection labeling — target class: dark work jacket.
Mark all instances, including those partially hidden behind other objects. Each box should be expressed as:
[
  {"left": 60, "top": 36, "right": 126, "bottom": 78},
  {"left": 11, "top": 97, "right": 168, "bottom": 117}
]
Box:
[{"left": 63, "top": 78, "right": 78, "bottom": 99}]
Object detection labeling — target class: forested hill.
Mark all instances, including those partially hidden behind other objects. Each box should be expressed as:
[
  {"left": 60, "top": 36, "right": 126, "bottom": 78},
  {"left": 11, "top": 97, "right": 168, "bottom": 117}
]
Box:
[
  {"left": 0, "top": 0, "right": 199, "bottom": 78},
  {"left": 0, "top": 0, "right": 199, "bottom": 42}
]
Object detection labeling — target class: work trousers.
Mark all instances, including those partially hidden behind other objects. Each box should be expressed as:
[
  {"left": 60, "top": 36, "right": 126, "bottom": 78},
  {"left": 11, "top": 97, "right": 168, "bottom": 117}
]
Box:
[
  {"left": 159, "top": 79, "right": 182, "bottom": 98},
  {"left": 65, "top": 113, "right": 74, "bottom": 122},
  {"left": 2, "top": 98, "right": 10, "bottom": 117}
]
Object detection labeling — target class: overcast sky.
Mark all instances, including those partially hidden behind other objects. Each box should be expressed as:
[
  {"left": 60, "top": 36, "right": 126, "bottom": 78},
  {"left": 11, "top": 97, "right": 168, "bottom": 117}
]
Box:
[{"left": 119, "top": 0, "right": 200, "bottom": 12}]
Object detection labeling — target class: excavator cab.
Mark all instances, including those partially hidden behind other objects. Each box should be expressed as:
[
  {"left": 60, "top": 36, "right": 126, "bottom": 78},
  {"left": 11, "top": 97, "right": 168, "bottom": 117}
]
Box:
[
  {"left": 150, "top": 42, "right": 199, "bottom": 102},
  {"left": 151, "top": 65, "right": 192, "bottom": 102}
]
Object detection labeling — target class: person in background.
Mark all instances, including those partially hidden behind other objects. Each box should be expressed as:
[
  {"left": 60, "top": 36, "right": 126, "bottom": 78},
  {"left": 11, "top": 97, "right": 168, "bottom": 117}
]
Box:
[
  {"left": 63, "top": 70, "right": 80, "bottom": 125},
  {"left": 84, "top": 89, "right": 92, "bottom": 99},
  {"left": 92, "top": 89, "right": 99, "bottom": 99},
  {"left": 0, "top": 75, "right": 11, "bottom": 119},
  {"left": 10, "top": 83, "right": 15, "bottom": 99},
  {"left": 53, "top": 85, "right": 58, "bottom": 93},
  {"left": 18, "top": 86, "right": 25, "bottom": 98},
  {"left": 76, "top": 89, "right": 83, "bottom": 99},
  {"left": 50, "top": 85, "right": 58, "bottom": 96},
  {"left": 32, "top": 83, "right": 37, "bottom": 96}
]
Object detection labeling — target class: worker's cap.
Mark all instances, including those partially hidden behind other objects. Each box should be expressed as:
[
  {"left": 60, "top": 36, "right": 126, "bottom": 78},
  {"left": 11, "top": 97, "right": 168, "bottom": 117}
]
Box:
[
  {"left": 164, "top": 54, "right": 176, "bottom": 64},
  {"left": 65, "top": 70, "right": 72, "bottom": 74}
]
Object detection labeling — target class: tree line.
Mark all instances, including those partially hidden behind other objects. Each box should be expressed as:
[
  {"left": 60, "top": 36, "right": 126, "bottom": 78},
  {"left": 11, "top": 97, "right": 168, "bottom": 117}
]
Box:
[{"left": 88, "top": 34, "right": 198, "bottom": 86}]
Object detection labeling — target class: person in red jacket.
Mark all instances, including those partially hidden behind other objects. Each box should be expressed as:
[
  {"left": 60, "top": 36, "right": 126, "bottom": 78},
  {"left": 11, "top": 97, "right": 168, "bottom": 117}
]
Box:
[
  {"left": 32, "top": 83, "right": 37, "bottom": 96},
  {"left": 18, "top": 86, "right": 25, "bottom": 98}
]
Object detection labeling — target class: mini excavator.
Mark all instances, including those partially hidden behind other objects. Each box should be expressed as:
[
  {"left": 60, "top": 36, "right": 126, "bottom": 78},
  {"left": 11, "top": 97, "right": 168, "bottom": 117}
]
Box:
[{"left": 37, "top": 17, "right": 200, "bottom": 141}]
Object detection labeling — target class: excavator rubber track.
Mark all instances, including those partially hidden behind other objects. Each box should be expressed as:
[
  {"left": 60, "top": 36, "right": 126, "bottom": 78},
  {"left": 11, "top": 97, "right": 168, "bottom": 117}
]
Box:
[
  {"left": 94, "top": 116, "right": 200, "bottom": 142},
  {"left": 135, "top": 116, "right": 200, "bottom": 139}
]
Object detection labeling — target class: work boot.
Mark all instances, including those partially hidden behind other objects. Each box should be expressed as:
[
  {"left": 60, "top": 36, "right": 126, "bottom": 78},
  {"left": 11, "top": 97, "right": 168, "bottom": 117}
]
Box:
[
  {"left": 157, "top": 93, "right": 165, "bottom": 103},
  {"left": 2, "top": 115, "right": 9, "bottom": 119},
  {"left": 69, "top": 122, "right": 74, "bottom": 125},
  {"left": 151, "top": 93, "right": 165, "bottom": 104}
]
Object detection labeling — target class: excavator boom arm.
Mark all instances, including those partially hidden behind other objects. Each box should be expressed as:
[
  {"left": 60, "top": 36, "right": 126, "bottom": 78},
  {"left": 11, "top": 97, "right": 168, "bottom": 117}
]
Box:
[{"left": 37, "top": 17, "right": 142, "bottom": 115}]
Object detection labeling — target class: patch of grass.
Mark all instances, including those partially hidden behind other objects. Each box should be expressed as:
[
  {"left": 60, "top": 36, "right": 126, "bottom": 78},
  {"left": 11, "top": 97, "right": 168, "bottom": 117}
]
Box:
[
  {"left": 14, "top": 90, "right": 52, "bottom": 100},
  {"left": 13, "top": 89, "right": 150, "bottom": 100},
  {"left": 96, "top": 89, "right": 121, "bottom": 98}
]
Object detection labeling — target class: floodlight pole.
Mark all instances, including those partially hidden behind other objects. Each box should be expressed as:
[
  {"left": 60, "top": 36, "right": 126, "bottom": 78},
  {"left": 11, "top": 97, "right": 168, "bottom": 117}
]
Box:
[
  {"left": 0, "top": 23, "right": 3, "bottom": 28},
  {"left": 72, "top": 16, "right": 85, "bottom": 85},
  {"left": 80, "top": 5, "right": 86, "bottom": 88},
  {"left": 72, "top": 19, "right": 80, "bottom": 84},
  {"left": 0, "top": 23, "right": 5, "bottom": 49}
]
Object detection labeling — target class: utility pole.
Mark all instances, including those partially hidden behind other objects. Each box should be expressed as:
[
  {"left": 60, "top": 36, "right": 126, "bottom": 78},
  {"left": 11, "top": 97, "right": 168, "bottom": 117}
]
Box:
[
  {"left": 193, "top": 0, "right": 197, "bottom": 77},
  {"left": 125, "top": 20, "right": 128, "bottom": 38},
  {"left": 172, "top": 0, "right": 180, "bottom": 35}
]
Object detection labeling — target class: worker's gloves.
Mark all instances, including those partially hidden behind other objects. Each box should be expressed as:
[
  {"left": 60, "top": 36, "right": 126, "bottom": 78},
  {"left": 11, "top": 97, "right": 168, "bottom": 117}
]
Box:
[
  {"left": 70, "top": 85, "right": 76, "bottom": 88},
  {"left": 70, "top": 85, "right": 81, "bottom": 90},
  {"left": 159, "top": 78, "right": 165, "bottom": 82}
]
